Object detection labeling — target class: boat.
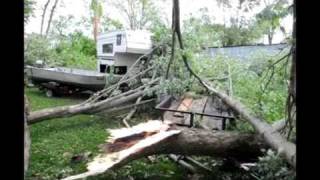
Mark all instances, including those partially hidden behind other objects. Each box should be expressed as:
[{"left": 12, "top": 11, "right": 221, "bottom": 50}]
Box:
[{"left": 25, "top": 66, "right": 122, "bottom": 92}]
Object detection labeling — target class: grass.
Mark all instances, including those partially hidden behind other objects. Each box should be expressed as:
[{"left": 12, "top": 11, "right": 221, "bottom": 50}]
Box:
[{"left": 25, "top": 87, "right": 187, "bottom": 180}]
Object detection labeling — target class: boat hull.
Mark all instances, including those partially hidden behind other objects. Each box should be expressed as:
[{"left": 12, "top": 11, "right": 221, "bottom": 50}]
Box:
[{"left": 25, "top": 66, "right": 122, "bottom": 91}]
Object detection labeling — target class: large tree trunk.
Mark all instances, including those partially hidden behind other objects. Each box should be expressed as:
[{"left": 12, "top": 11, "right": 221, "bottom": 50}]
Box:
[
  {"left": 24, "top": 95, "right": 31, "bottom": 175},
  {"left": 285, "top": 2, "right": 296, "bottom": 139},
  {"left": 171, "top": 0, "right": 296, "bottom": 168},
  {"left": 62, "top": 120, "right": 267, "bottom": 180},
  {"left": 40, "top": 0, "right": 50, "bottom": 35},
  {"left": 93, "top": 16, "right": 100, "bottom": 42},
  {"left": 45, "top": 0, "right": 59, "bottom": 37},
  {"left": 268, "top": 32, "right": 273, "bottom": 45}
]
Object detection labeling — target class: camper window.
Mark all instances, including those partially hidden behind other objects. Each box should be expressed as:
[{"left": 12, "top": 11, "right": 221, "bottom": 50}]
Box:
[
  {"left": 102, "top": 43, "right": 113, "bottom": 53},
  {"left": 114, "top": 66, "right": 127, "bottom": 75},
  {"left": 116, "top": 34, "right": 122, "bottom": 45},
  {"left": 100, "top": 64, "right": 107, "bottom": 73}
]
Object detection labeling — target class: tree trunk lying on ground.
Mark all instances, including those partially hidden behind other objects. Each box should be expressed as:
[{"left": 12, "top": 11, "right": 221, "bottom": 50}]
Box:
[
  {"left": 62, "top": 120, "right": 267, "bottom": 180},
  {"left": 200, "top": 83, "right": 296, "bottom": 168}
]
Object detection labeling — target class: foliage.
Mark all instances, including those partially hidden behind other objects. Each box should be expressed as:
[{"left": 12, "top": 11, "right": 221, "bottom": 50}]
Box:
[
  {"left": 149, "top": 17, "right": 170, "bottom": 44},
  {"left": 24, "top": 31, "right": 97, "bottom": 70},
  {"left": 54, "top": 32, "right": 97, "bottom": 69},
  {"left": 182, "top": 11, "right": 262, "bottom": 50},
  {"left": 156, "top": 39, "right": 290, "bottom": 123},
  {"left": 101, "top": 17, "right": 124, "bottom": 32},
  {"left": 250, "top": 149, "right": 296, "bottom": 180},
  {"left": 254, "top": 0, "right": 291, "bottom": 44},
  {"left": 24, "top": 0, "right": 36, "bottom": 23},
  {"left": 50, "top": 15, "right": 76, "bottom": 38},
  {"left": 110, "top": 0, "right": 166, "bottom": 31},
  {"left": 90, "top": 0, "right": 103, "bottom": 18},
  {"left": 202, "top": 50, "right": 289, "bottom": 122},
  {"left": 24, "top": 33, "right": 59, "bottom": 66}
]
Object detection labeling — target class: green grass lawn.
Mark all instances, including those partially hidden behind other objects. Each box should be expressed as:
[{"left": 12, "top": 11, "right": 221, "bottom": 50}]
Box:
[{"left": 25, "top": 87, "right": 187, "bottom": 180}]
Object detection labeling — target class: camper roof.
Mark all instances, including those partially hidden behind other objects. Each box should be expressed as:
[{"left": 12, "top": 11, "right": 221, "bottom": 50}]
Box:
[{"left": 97, "top": 30, "right": 153, "bottom": 39}]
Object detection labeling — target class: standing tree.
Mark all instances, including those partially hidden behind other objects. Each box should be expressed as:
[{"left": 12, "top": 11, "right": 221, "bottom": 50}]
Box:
[
  {"left": 90, "top": 0, "right": 103, "bottom": 42},
  {"left": 40, "top": 0, "right": 51, "bottom": 35},
  {"left": 111, "top": 0, "right": 161, "bottom": 30},
  {"left": 284, "top": 2, "right": 295, "bottom": 140},
  {"left": 45, "top": 0, "right": 60, "bottom": 37},
  {"left": 255, "top": 0, "right": 290, "bottom": 44},
  {"left": 215, "top": 0, "right": 262, "bottom": 46},
  {"left": 24, "top": 0, "right": 36, "bottom": 24}
]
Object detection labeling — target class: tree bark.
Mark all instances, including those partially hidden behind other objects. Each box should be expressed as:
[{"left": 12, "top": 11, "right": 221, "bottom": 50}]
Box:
[
  {"left": 45, "top": 0, "right": 59, "bottom": 37},
  {"left": 24, "top": 95, "right": 31, "bottom": 175},
  {"left": 122, "top": 96, "right": 142, "bottom": 127},
  {"left": 268, "top": 32, "right": 273, "bottom": 45},
  {"left": 40, "top": 0, "right": 50, "bottom": 35},
  {"left": 285, "top": 1, "right": 296, "bottom": 139},
  {"left": 93, "top": 16, "right": 98, "bottom": 42},
  {"left": 62, "top": 120, "right": 266, "bottom": 180},
  {"left": 165, "top": 2, "right": 176, "bottom": 79}
]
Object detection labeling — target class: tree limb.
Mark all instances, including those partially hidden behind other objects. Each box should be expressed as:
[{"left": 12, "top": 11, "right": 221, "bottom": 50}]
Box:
[
  {"left": 27, "top": 80, "right": 160, "bottom": 124},
  {"left": 171, "top": 0, "right": 296, "bottom": 168}
]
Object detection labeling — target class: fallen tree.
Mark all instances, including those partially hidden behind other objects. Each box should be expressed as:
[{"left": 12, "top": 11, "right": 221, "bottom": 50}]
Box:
[
  {"left": 27, "top": 79, "right": 160, "bottom": 124},
  {"left": 168, "top": 0, "right": 296, "bottom": 168},
  {"left": 27, "top": 45, "right": 162, "bottom": 124},
  {"left": 24, "top": 2, "right": 296, "bottom": 178},
  {"left": 62, "top": 120, "right": 267, "bottom": 180}
]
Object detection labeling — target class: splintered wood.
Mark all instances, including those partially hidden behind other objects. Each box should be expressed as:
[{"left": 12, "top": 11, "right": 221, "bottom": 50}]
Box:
[{"left": 62, "top": 120, "right": 181, "bottom": 180}]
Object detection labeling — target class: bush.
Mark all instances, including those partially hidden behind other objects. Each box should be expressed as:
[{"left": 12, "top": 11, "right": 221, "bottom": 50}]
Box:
[
  {"left": 24, "top": 32, "right": 97, "bottom": 70},
  {"left": 250, "top": 150, "right": 296, "bottom": 180},
  {"left": 24, "top": 33, "right": 59, "bottom": 66}
]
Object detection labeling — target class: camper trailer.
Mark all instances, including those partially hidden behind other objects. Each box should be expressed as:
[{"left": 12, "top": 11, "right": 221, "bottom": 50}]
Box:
[
  {"left": 96, "top": 30, "right": 153, "bottom": 74},
  {"left": 25, "top": 30, "right": 153, "bottom": 97}
]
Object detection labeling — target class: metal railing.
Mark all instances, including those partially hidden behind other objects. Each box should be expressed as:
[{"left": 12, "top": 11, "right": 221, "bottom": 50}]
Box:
[{"left": 155, "top": 96, "right": 235, "bottom": 129}]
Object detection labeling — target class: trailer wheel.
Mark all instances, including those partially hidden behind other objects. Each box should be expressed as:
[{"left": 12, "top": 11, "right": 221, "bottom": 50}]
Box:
[{"left": 45, "top": 89, "right": 54, "bottom": 97}]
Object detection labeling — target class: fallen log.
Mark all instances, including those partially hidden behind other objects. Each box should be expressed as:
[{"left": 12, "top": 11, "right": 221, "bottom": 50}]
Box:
[
  {"left": 62, "top": 120, "right": 266, "bottom": 180},
  {"left": 272, "top": 119, "right": 286, "bottom": 132},
  {"left": 199, "top": 83, "right": 296, "bottom": 168},
  {"left": 96, "top": 98, "right": 156, "bottom": 117}
]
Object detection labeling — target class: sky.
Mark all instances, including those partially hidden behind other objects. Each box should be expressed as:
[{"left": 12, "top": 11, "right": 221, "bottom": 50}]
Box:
[{"left": 25, "top": 0, "right": 293, "bottom": 44}]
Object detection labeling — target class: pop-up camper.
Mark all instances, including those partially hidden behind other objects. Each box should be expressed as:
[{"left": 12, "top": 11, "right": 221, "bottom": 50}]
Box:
[{"left": 96, "top": 30, "right": 153, "bottom": 74}]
